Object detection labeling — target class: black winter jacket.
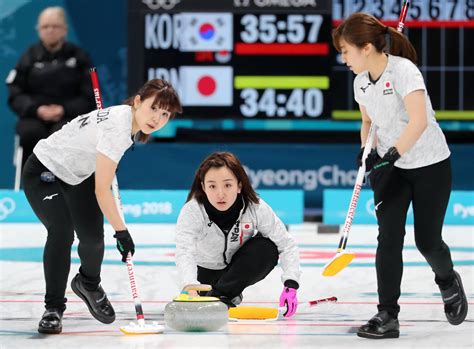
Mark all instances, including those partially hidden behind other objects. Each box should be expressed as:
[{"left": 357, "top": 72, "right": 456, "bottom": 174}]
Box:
[{"left": 7, "top": 41, "right": 95, "bottom": 120}]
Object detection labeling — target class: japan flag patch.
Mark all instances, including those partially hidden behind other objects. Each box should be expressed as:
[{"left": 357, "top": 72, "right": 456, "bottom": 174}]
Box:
[
  {"left": 240, "top": 222, "right": 255, "bottom": 245},
  {"left": 242, "top": 222, "right": 254, "bottom": 235},
  {"left": 383, "top": 80, "right": 394, "bottom": 95}
]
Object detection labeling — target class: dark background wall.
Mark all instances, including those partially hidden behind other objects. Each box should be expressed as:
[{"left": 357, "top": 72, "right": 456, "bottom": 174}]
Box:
[{"left": 1, "top": 1, "right": 472, "bottom": 213}]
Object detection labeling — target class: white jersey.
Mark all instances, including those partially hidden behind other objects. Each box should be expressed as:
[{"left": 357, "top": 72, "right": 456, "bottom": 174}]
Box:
[
  {"left": 34, "top": 105, "right": 133, "bottom": 185},
  {"left": 354, "top": 54, "right": 450, "bottom": 169},
  {"left": 175, "top": 198, "right": 302, "bottom": 289}
]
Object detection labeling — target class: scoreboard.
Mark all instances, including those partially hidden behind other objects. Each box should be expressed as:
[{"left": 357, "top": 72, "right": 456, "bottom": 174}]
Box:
[
  {"left": 129, "top": 0, "right": 474, "bottom": 123},
  {"left": 128, "top": 0, "right": 332, "bottom": 120},
  {"left": 332, "top": 0, "right": 474, "bottom": 120},
  {"left": 333, "top": 0, "right": 474, "bottom": 20}
]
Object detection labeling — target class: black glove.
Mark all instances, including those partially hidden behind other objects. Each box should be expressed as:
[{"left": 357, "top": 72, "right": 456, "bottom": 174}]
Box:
[
  {"left": 113, "top": 229, "right": 135, "bottom": 263},
  {"left": 356, "top": 147, "right": 380, "bottom": 172},
  {"left": 368, "top": 146, "right": 401, "bottom": 195}
]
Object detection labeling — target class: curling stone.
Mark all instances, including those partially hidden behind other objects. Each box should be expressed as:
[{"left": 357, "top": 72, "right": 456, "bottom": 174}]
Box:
[{"left": 164, "top": 284, "right": 228, "bottom": 332}]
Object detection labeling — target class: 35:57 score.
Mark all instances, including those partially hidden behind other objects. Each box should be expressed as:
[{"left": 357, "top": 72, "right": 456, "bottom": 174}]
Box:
[
  {"left": 240, "top": 88, "right": 324, "bottom": 118},
  {"left": 240, "top": 14, "right": 323, "bottom": 43}
]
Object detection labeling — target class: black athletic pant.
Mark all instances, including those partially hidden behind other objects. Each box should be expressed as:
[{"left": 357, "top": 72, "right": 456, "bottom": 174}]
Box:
[
  {"left": 22, "top": 154, "right": 104, "bottom": 311},
  {"left": 374, "top": 157, "right": 454, "bottom": 317},
  {"left": 197, "top": 236, "right": 279, "bottom": 300}
]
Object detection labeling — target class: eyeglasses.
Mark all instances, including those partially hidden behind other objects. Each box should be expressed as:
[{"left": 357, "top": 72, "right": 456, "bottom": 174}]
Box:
[{"left": 38, "top": 24, "right": 65, "bottom": 31}]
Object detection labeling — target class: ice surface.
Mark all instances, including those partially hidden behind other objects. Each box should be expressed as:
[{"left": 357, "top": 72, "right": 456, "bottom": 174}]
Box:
[{"left": 1, "top": 223, "right": 472, "bottom": 348}]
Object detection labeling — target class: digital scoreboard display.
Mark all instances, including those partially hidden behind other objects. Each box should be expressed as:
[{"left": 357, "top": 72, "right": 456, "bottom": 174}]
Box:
[
  {"left": 129, "top": 0, "right": 474, "bottom": 122},
  {"left": 128, "top": 0, "right": 333, "bottom": 120},
  {"left": 332, "top": 0, "right": 474, "bottom": 120},
  {"left": 333, "top": 0, "right": 473, "bottom": 21}
]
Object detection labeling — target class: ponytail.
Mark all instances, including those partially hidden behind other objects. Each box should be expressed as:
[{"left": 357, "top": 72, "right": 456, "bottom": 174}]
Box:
[
  {"left": 333, "top": 12, "right": 417, "bottom": 65},
  {"left": 386, "top": 26, "right": 417, "bottom": 64}
]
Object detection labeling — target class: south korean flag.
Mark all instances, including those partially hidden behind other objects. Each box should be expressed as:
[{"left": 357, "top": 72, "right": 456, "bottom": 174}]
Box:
[{"left": 179, "top": 13, "right": 233, "bottom": 52}]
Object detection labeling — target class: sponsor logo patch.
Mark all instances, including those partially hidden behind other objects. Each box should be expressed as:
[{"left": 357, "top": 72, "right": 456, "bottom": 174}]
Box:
[{"left": 360, "top": 82, "right": 371, "bottom": 93}]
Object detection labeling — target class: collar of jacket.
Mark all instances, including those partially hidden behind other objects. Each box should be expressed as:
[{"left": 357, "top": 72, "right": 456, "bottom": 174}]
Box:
[{"left": 203, "top": 194, "right": 245, "bottom": 231}]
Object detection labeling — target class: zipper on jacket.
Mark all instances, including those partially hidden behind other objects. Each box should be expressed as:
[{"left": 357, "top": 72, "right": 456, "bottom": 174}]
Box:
[
  {"left": 222, "top": 230, "right": 229, "bottom": 265},
  {"left": 222, "top": 219, "right": 240, "bottom": 265},
  {"left": 207, "top": 197, "right": 246, "bottom": 266}
]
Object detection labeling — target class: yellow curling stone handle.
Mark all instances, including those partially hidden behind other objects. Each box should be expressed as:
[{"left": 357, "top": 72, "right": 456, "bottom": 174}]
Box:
[{"left": 174, "top": 284, "right": 220, "bottom": 302}]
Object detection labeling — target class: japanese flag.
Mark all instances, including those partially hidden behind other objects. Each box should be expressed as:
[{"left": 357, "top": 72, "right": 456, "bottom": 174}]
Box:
[
  {"left": 180, "top": 13, "right": 233, "bottom": 52},
  {"left": 179, "top": 66, "right": 233, "bottom": 106}
]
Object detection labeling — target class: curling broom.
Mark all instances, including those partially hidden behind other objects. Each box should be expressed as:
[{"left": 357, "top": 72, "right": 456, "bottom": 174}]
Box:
[
  {"left": 89, "top": 68, "right": 164, "bottom": 334},
  {"left": 322, "top": 125, "right": 375, "bottom": 276}
]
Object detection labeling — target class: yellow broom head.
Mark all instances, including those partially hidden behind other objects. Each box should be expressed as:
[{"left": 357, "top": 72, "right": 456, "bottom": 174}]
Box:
[
  {"left": 229, "top": 306, "right": 279, "bottom": 320},
  {"left": 322, "top": 252, "right": 355, "bottom": 276}
]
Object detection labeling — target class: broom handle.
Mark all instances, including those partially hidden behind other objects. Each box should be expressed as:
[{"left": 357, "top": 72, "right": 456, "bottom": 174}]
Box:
[
  {"left": 397, "top": 0, "right": 410, "bottom": 33},
  {"left": 337, "top": 124, "right": 375, "bottom": 251},
  {"left": 279, "top": 296, "right": 338, "bottom": 313},
  {"left": 111, "top": 177, "right": 146, "bottom": 324},
  {"left": 307, "top": 295, "right": 338, "bottom": 307}
]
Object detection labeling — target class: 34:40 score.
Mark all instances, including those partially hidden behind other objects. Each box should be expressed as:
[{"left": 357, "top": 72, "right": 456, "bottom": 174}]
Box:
[{"left": 240, "top": 88, "right": 323, "bottom": 118}]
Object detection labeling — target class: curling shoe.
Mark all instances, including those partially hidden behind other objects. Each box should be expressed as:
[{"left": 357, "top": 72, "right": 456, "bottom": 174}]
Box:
[
  {"left": 207, "top": 291, "right": 243, "bottom": 308},
  {"left": 71, "top": 273, "right": 115, "bottom": 324},
  {"left": 440, "top": 270, "right": 468, "bottom": 325},
  {"left": 221, "top": 293, "right": 243, "bottom": 308},
  {"left": 214, "top": 295, "right": 237, "bottom": 308},
  {"left": 231, "top": 293, "right": 243, "bottom": 306},
  {"left": 357, "top": 310, "right": 400, "bottom": 339},
  {"left": 38, "top": 308, "right": 63, "bottom": 334}
]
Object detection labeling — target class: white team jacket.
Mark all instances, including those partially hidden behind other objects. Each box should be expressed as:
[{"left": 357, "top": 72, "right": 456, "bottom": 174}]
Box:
[{"left": 175, "top": 198, "right": 302, "bottom": 289}]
